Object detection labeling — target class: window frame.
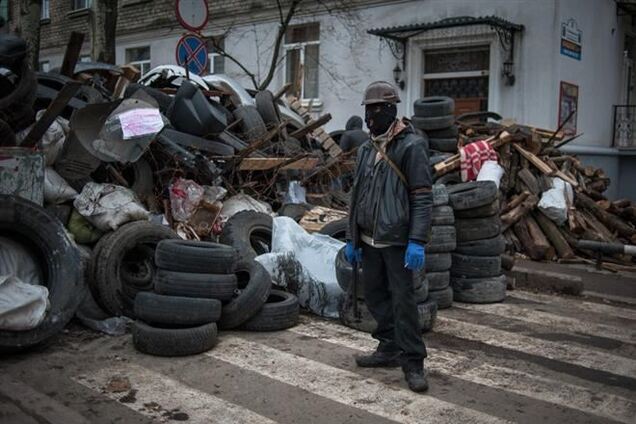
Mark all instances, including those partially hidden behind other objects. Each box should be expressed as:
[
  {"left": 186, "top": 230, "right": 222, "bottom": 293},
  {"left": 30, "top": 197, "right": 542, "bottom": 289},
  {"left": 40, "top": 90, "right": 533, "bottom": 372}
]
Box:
[
  {"left": 72, "top": 0, "right": 92, "bottom": 11},
  {"left": 206, "top": 36, "right": 225, "bottom": 75},
  {"left": 41, "top": 0, "right": 50, "bottom": 20},
  {"left": 283, "top": 23, "right": 320, "bottom": 102},
  {"left": 125, "top": 46, "right": 151, "bottom": 77}
]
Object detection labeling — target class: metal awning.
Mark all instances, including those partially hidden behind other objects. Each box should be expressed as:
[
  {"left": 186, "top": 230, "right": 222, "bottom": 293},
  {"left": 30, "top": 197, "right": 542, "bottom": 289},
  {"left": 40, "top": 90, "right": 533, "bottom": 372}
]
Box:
[{"left": 367, "top": 15, "right": 524, "bottom": 42}]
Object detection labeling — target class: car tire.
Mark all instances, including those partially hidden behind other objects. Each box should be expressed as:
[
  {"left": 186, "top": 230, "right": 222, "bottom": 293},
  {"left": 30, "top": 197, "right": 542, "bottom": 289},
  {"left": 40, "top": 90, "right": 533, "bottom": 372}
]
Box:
[
  {"left": 219, "top": 211, "right": 273, "bottom": 261},
  {"left": 411, "top": 114, "right": 455, "bottom": 131},
  {"left": 155, "top": 240, "right": 237, "bottom": 274},
  {"left": 452, "top": 274, "right": 507, "bottom": 304},
  {"left": 455, "top": 216, "right": 501, "bottom": 242},
  {"left": 456, "top": 235, "right": 506, "bottom": 256},
  {"left": 429, "top": 138, "right": 458, "bottom": 153},
  {"left": 134, "top": 292, "right": 222, "bottom": 326},
  {"left": 425, "top": 252, "right": 451, "bottom": 272},
  {"left": 238, "top": 290, "right": 299, "bottom": 331},
  {"left": 318, "top": 219, "right": 348, "bottom": 241},
  {"left": 154, "top": 269, "right": 238, "bottom": 301},
  {"left": 413, "top": 96, "right": 454, "bottom": 117},
  {"left": 451, "top": 253, "right": 502, "bottom": 278},
  {"left": 434, "top": 171, "right": 461, "bottom": 185},
  {"left": 426, "top": 125, "right": 458, "bottom": 138},
  {"left": 454, "top": 200, "right": 500, "bottom": 219},
  {"left": 431, "top": 206, "right": 454, "bottom": 226},
  {"left": 448, "top": 181, "right": 498, "bottom": 211},
  {"left": 132, "top": 321, "right": 218, "bottom": 356},
  {"left": 219, "top": 259, "right": 273, "bottom": 329},
  {"left": 92, "top": 221, "right": 178, "bottom": 317},
  {"left": 432, "top": 184, "right": 449, "bottom": 206},
  {"left": 428, "top": 286, "right": 453, "bottom": 309},
  {"left": 0, "top": 196, "right": 82, "bottom": 352},
  {"left": 428, "top": 225, "right": 456, "bottom": 253},
  {"left": 426, "top": 271, "right": 450, "bottom": 291},
  {"left": 234, "top": 105, "right": 268, "bottom": 142},
  {"left": 255, "top": 90, "right": 281, "bottom": 127}
]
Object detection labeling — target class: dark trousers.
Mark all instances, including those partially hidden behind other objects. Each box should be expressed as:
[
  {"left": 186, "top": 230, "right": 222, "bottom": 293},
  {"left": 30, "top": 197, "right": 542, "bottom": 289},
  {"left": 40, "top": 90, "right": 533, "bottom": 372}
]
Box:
[{"left": 361, "top": 243, "right": 427, "bottom": 366}]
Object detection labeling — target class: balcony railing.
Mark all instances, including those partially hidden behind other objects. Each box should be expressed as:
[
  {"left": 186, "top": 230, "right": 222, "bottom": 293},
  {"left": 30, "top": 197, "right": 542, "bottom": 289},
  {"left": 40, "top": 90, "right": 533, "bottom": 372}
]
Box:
[{"left": 613, "top": 105, "right": 636, "bottom": 148}]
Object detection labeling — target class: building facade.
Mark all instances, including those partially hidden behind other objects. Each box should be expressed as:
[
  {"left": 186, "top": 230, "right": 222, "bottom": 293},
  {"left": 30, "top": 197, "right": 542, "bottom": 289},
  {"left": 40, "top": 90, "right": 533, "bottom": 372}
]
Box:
[{"left": 6, "top": 0, "right": 636, "bottom": 198}]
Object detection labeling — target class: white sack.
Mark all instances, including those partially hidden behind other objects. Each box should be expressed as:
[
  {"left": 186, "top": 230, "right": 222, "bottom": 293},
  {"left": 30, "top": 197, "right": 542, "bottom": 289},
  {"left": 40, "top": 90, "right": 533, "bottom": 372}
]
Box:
[
  {"left": 44, "top": 167, "right": 78, "bottom": 204},
  {"left": 538, "top": 177, "right": 572, "bottom": 225},
  {"left": 255, "top": 217, "right": 344, "bottom": 318},
  {"left": 0, "top": 275, "right": 49, "bottom": 331},
  {"left": 220, "top": 194, "right": 273, "bottom": 222},
  {"left": 476, "top": 160, "right": 504, "bottom": 188},
  {"left": 17, "top": 110, "right": 68, "bottom": 166},
  {"left": 0, "top": 236, "right": 41, "bottom": 285},
  {"left": 74, "top": 182, "right": 150, "bottom": 231}
]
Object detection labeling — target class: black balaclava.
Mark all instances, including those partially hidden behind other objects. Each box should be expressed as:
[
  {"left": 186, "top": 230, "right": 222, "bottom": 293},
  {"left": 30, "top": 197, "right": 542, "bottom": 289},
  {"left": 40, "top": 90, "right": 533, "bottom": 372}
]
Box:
[{"left": 365, "top": 103, "right": 397, "bottom": 136}]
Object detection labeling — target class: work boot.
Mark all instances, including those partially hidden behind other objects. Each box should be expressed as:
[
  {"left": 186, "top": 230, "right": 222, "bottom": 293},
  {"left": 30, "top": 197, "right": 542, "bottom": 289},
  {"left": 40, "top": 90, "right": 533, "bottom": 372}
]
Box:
[
  {"left": 355, "top": 350, "right": 401, "bottom": 368},
  {"left": 403, "top": 366, "right": 429, "bottom": 393}
]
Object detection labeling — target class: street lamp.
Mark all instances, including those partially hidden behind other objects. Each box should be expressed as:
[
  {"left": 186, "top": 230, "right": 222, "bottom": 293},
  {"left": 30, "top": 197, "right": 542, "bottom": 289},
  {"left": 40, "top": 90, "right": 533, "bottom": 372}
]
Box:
[{"left": 393, "top": 64, "right": 405, "bottom": 90}]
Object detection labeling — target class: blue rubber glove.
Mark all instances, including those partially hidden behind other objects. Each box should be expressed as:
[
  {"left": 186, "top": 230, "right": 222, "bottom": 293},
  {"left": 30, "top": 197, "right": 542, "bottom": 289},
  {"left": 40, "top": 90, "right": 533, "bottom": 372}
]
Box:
[
  {"left": 344, "top": 241, "right": 362, "bottom": 264},
  {"left": 405, "top": 241, "right": 425, "bottom": 271}
]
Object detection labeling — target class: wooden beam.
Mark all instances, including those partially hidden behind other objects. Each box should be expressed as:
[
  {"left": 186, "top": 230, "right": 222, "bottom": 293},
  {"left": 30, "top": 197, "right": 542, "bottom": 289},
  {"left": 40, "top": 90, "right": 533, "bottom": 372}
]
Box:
[
  {"left": 501, "top": 194, "right": 539, "bottom": 231},
  {"left": 60, "top": 32, "right": 85, "bottom": 78},
  {"left": 434, "top": 131, "right": 514, "bottom": 176},
  {"left": 533, "top": 211, "right": 575, "bottom": 259},
  {"left": 238, "top": 157, "right": 320, "bottom": 171},
  {"left": 512, "top": 143, "right": 553, "bottom": 175},
  {"left": 289, "top": 114, "right": 332, "bottom": 139},
  {"left": 273, "top": 83, "right": 292, "bottom": 100}
]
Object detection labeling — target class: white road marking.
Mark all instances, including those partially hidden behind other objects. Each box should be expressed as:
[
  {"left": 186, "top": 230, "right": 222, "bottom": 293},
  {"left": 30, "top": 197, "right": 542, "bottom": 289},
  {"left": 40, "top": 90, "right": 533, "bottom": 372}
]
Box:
[
  {"left": 206, "top": 335, "right": 512, "bottom": 424},
  {"left": 289, "top": 318, "right": 636, "bottom": 424},
  {"left": 509, "top": 290, "right": 636, "bottom": 321},
  {"left": 0, "top": 374, "right": 91, "bottom": 424},
  {"left": 436, "top": 316, "right": 636, "bottom": 378},
  {"left": 73, "top": 363, "right": 277, "bottom": 424},
  {"left": 452, "top": 302, "right": 635, "bottom": 344}
]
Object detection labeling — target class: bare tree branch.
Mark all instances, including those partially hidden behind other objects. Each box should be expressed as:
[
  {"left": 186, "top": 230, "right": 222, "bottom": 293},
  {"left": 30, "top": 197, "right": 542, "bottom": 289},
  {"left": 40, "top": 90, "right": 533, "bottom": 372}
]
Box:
[{"left": 209, "top": 35, "right": 259, "bottom": 89}]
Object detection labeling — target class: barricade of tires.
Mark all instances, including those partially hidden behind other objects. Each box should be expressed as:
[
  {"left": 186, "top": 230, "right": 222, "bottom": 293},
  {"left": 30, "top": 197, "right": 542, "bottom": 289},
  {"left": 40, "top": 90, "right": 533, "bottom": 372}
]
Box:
[
  {"left": 448, "top": 181, "right": 507, "bottom": 303},
  {"left": 131, "top": 239, "right": 299, "bottom": 357},
  {"left": 411, "top": 97, "right": 457, "bottom": 153},
  {"left": 422, "top": 184, "right": 455, "bottom": 310}
]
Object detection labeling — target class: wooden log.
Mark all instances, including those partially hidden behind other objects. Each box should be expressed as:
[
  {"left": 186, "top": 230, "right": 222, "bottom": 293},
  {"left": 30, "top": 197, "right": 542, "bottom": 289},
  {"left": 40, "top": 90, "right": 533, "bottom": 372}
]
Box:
[
  {"left": 60, "top": 32, "right": 85, "bottom": 77},
  {"left": 580, "top": 210, "right": 618, "bottom": 242},
  {"left": 533, "top": 211, "right": 575, "bottom": 259},
  {"left": 501, "top": 194, "right": 538, "bottom": 231},
  {"left": 513, "top": 217, "right": 548, "bottom": 260},
  {"left": 619, "top": 206, "right": 636, "bottom": 223},
  {"left": 517, "top": 168, "right": 541, "bottom": 195},
  {"left": 501, "top": 254, "right": 515, "bottom": 271},
  {"left": 568, "top": 209, "right": 587, "bottom": 234},
  {"left": 513, "top": 143, "right": 553, "bottom": 174},
  {"left": 527, "top": 216, "right": 555, "bottom": 260},
  {"left": 504, "top": 228, "right": 523, "bottom": 253},
  {"left": 588, "top": 179, "right": 609, "bottom": 193},
  {"left": 576, "top": 192, "right": 636, "bottom": 238},
  {"left": 502, "top": 191, "right": 530, "bottom": 214},
  {"left": 288, "top": 114, "right": 332, "bottom": 139},
  {"left": 596, "top": 200, "right": 611, "bottom": 211},
  {"left": 612, "top": 199, "right": 631, "bottom": 209}
]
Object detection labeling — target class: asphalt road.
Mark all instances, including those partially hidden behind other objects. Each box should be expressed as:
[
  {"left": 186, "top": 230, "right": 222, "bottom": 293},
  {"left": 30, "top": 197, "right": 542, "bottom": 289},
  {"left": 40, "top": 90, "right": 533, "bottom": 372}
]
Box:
[{"left": 1, "top": 289, "right": 635, "bottom": 424}]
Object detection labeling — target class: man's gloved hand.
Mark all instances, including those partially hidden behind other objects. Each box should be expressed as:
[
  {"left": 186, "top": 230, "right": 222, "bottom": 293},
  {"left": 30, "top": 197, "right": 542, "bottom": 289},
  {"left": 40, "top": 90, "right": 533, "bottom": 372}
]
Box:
[
  {"left": 345, "top": 241, "right": 362, "bottom": 264},
  {"left": 405, "top": 241, "right": 425, "bottom": 270}
]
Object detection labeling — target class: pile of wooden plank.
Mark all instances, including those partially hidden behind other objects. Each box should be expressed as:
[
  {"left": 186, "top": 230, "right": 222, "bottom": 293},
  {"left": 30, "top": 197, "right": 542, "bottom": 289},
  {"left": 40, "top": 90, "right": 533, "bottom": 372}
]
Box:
[{"left": 433, "top": 124, "right": 636, "bottom": 269}]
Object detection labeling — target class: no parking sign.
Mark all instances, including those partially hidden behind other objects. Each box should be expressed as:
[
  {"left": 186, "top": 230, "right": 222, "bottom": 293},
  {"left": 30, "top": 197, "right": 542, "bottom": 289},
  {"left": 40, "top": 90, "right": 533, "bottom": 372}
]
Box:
[{"left": 175, "top": 34, "right": 208, "bottom": 76}]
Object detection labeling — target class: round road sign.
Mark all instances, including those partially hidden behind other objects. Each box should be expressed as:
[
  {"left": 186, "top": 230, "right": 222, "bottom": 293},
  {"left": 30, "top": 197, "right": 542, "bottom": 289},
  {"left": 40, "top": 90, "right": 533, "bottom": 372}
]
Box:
[
  {"left": 176, "top": 0, "right": 209, "bottom": 32},
  {"left": 176, "top": 34, "right": 209, "bottom": 76}
]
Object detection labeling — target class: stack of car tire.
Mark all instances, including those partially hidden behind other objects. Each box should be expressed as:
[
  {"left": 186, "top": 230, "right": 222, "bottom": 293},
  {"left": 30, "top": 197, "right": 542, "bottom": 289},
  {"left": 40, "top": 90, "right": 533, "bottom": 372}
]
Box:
[
  {"left": 422, "top": 184, "right": 455, "bottom": 310},
  {"left": 448, "top": 181, "right": 507, "bottom": 303},
  {"left": 411, "top": 96, "right": 460, "bottom": 185},
  {"left": 131, "top": 239, "right": 299, "bottom": 357}
]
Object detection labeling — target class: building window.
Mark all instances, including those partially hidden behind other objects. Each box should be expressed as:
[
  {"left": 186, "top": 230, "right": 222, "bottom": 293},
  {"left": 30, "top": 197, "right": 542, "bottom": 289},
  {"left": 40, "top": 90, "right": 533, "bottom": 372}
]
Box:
[
  {"left": 72, "top": 0, "right": 91, "bottom": 10},
  {"left": 41, "top": 0, "right": 50, "bottom": 20},
  {"left": 80, "top": 54, "right": 91, "bottom": 63},
  {"left": 284, "top": 23, "right": 320, "bottom": 100},
  {"left": 422, "top": 45, "right": 490, "bottom": 115},
  {"left": 126, "top": 46, "right": 151, "bottom": 76},
  {"left": 39, "top": 60, "right": 50, "bottom": 72},
  {"left": 206, "top": 37, "right": 225, "bottom": 74},
  {"left": 0, "top": 1, "right": 9, "bottom": 25}
]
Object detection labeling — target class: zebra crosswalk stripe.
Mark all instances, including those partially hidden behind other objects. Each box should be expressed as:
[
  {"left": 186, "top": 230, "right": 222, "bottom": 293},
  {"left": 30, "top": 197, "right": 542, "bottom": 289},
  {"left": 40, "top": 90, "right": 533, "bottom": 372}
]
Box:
[
  {"left": 206, "top": 335, "right": 513, "bottom": 424},
  {"left": 73, "top": 363, "right": 277, "bottom": 424},
  {"left": 288, "top": 319, "right": 636, "bottom": 424},
  {"left": 436, "top": 316, "right": 636, "bottom": 378}
]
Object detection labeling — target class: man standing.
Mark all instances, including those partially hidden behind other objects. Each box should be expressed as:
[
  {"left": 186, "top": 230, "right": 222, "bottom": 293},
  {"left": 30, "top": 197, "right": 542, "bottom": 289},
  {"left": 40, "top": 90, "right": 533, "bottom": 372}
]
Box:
[
  {"left": 345, "top": 81, "right": 432, "bottom": 392},
  {"left": 339, "top": 115, "right": 368, "bottom": 153}
]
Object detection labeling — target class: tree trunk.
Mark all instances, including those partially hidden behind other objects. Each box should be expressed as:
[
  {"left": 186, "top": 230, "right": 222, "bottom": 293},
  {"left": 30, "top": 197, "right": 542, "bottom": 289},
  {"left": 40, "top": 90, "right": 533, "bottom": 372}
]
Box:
[
  {"left": 92, "top": 0, "right": 118, "bottom": 63},
  {"left": 19, "top": 0, "right": 41, "bottom": 70}
]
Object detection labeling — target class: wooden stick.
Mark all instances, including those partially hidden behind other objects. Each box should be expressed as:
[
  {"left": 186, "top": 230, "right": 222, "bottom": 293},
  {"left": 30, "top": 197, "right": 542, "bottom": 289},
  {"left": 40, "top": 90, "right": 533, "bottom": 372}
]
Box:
[
  {"left": 273, "top": 83, "right": 292, "bottom": 100},
  {"left": 501, "top": 191, "right": 530, "bottom": 214},
  {"left": 60, "top": 32, "right": 84, "bottom": 77}
]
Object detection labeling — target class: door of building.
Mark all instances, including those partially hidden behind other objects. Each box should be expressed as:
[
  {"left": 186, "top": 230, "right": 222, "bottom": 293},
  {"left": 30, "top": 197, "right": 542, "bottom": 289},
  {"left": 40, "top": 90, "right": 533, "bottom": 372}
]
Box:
[{"left": 421, "top": 45, "right": 490, "bottom": 115}]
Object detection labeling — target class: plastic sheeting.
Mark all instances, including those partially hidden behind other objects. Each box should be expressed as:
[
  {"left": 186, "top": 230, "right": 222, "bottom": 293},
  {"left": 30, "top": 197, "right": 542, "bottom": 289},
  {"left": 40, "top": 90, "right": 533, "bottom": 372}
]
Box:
[
  {"left": 74, "top": 182, "right": 150, "bottom": 231},
  {"left": 538, "top": 177, "right": 573, "bottom": 225},
  {"left": 17, "top": 109, "right": 69, "bottom": 166},
  {"left": 255, "top": 217, "right": 344, "bottom": 318}
]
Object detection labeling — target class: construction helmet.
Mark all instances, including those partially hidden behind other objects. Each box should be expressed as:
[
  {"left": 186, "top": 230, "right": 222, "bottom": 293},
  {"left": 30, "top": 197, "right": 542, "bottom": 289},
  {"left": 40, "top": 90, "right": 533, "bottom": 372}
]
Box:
[{"left": 361, "top": 81, "right": 401, "bottom": 105}]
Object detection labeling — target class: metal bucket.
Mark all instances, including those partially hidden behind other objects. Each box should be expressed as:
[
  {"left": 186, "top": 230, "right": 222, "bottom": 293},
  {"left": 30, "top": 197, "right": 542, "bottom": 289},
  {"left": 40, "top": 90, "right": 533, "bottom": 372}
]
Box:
[{"left": 0, "top": 147, "right": 45, "bottom": 205}]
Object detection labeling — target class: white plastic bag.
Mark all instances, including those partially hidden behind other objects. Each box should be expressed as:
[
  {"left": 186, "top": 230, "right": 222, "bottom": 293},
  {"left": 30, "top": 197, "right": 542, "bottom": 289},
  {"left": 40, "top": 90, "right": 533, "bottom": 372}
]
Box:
[
  {"left": 74, "top": 182, "right": 150, "bottom": 231},
  {"left": 16, "top": 110, "right": 68, "bottom": 166},
  {"left": 44, "top": 167, "right": 78, "bottom": 204},
  {"left": 283, "top": 181, "right": 307, "bottom": 204},
  {"left": 169, "top": 178, "right": 205, "bottom": 222},
  {"left": 255, "top": 217, "right": 344, "bottom": 318},
  {"left": 220, "top": 194, "right": 274, "bottom": 222},
  {"left": 0, "top": 275, "right": 49, "bottom": 331},
  {"left": 476, "top": 160, "right": 505, "bottom": 187},
  {"left": 538, "top": 177, "right": 572, "bottom": 225}
]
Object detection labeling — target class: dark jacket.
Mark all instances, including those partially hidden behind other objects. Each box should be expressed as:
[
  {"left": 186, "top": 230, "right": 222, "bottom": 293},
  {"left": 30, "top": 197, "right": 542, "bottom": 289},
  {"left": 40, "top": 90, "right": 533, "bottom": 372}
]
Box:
[{"left": 348, "top": 122, "right": 433, "bottom": 247}]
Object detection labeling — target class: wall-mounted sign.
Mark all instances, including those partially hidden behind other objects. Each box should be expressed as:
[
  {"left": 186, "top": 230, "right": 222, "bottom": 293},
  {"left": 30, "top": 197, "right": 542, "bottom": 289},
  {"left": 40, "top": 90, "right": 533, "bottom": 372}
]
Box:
[
  {"left": 558, "top": 81, "right": 578, "bottom": 136},
  {"left": 561, "top": 18, "right": 582, "bottom": 60}
]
